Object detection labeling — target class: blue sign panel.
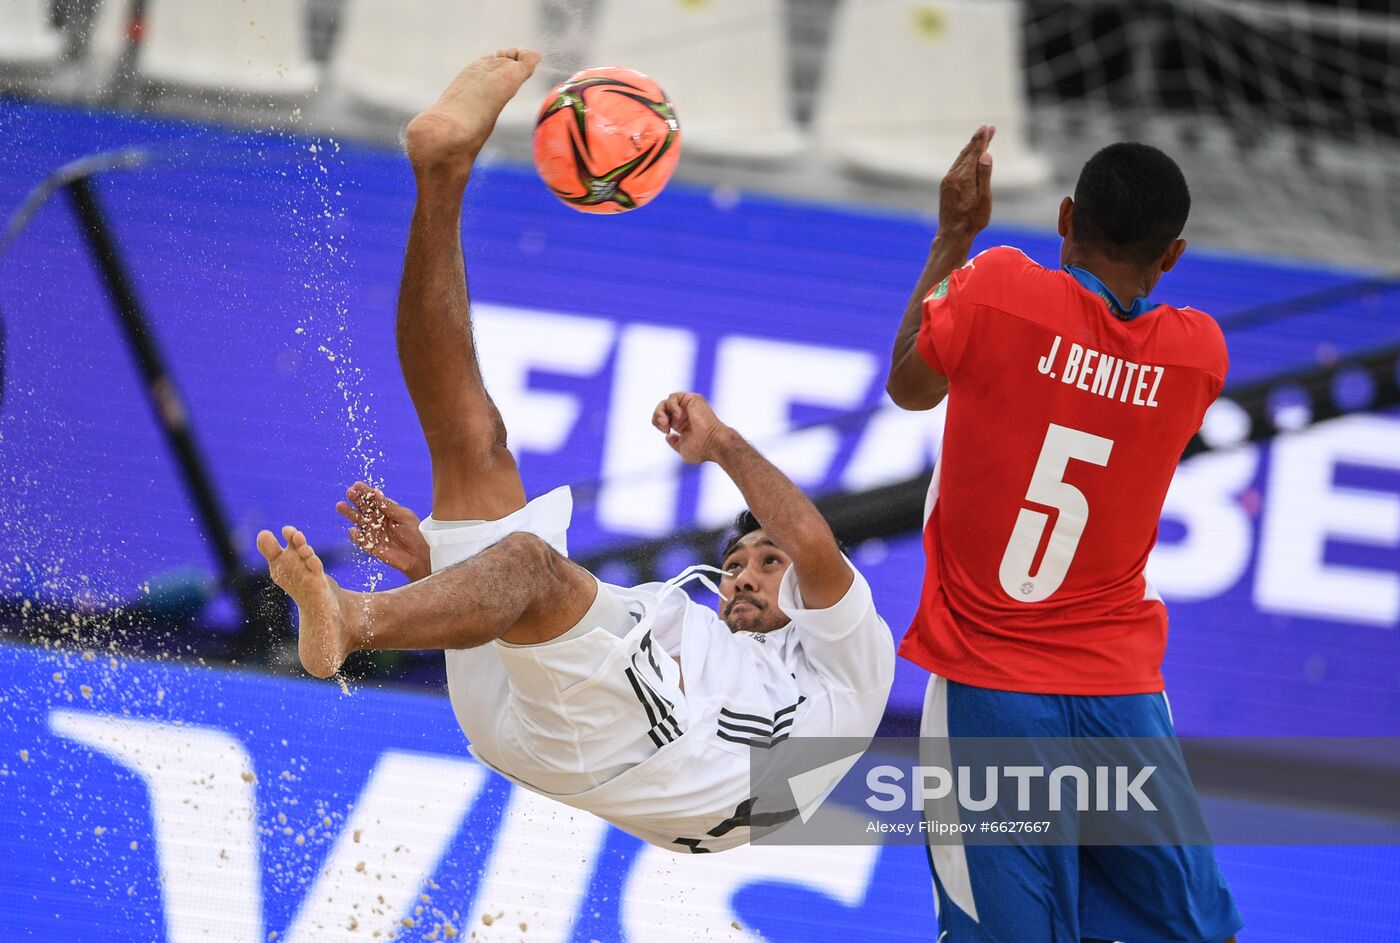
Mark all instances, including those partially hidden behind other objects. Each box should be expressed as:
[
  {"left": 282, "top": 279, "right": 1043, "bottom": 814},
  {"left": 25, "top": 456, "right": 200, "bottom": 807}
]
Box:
[
  {"left": 2, "top": 643, "right": 1398, "bottom": 941},
  {"left": 1, "top": 101, "right": 1398, "bottom": 730}
]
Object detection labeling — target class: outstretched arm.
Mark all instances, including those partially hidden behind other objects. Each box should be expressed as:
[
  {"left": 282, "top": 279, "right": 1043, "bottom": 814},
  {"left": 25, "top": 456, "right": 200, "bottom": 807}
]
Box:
[
  {"left": 886, "top": 124, "right": 995, "bottom": 411},
  {"left": 652, "top": 393, "right": 852, "bottom": 609}
]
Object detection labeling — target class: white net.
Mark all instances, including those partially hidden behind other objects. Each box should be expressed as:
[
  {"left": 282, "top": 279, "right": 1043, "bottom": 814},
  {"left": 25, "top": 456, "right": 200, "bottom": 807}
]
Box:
[{"left": 1018, "top": 0, "right": 1400, "bottom": 269}]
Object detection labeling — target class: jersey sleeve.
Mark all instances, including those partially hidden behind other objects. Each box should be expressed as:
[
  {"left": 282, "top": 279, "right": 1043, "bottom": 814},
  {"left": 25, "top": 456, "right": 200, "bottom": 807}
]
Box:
[
  {"left": 777, "top": 559, "right": 895, "bottom": 695},
  {"left": 916, "top": 252, "right": 990, "bottom": 379},
  {"left": 1206, "top": 316, "right": 1230, "bottom": 400},
  {"left": 1177, "top": 307, "right": 1231, "bottom": 407}
]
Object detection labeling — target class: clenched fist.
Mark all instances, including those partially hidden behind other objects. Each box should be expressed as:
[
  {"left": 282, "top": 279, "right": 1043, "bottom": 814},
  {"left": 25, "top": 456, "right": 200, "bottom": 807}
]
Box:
[{"left": 652, "top": 392, "right": 733, "bottom": 465}]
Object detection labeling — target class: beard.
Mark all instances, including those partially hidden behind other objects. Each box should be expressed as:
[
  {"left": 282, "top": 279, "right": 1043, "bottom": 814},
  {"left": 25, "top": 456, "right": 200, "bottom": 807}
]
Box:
[{"left": 723, "top": 593, "right": 778, "bottom": 633}]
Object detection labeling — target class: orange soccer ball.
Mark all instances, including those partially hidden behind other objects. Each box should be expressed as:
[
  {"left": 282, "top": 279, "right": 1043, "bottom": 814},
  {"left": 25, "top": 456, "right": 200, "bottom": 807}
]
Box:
[{"left": 532, "top": 66, "right": 682, "bottom": 214}]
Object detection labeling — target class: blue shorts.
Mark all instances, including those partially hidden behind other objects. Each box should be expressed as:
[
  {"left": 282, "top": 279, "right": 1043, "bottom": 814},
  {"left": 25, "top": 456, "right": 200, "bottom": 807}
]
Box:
[{"left": 921, "top": 675, "right": 1243, "bottom": 943}]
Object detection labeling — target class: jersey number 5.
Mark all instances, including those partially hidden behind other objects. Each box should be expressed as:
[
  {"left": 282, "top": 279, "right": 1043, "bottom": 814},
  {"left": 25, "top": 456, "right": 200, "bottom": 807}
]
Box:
[{"left": 998, "top": 423, "right": 1113, "bottom": 603}]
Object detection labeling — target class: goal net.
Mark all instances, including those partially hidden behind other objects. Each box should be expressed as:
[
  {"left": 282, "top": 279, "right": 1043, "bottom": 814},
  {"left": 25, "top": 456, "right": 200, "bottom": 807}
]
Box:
[{"left": 1017, "top": 0, "right": 1400, "bottom": 270}]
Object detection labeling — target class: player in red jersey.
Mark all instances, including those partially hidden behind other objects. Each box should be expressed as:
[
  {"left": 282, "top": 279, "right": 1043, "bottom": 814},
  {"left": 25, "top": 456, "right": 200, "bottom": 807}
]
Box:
[{"left": 886, "top": 128, "right": 1242, "bottom": 942}]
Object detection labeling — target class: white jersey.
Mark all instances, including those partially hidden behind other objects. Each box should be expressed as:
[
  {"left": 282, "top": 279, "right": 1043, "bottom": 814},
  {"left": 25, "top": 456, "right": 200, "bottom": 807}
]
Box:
[{"left": 421, "top": 487, "right": 895, "bottom": 853}]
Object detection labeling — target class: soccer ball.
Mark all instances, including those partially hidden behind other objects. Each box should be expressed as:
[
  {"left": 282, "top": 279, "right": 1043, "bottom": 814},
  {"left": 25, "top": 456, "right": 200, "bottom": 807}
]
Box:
[{"left": 532, "top": 66, "right": 682, "bottom": 214}]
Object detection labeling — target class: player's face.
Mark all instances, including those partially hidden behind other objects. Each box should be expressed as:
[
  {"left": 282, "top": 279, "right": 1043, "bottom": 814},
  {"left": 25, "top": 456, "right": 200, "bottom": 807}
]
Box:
[{"left": 717, "top": 530, "right": 792, "bottom": 634}]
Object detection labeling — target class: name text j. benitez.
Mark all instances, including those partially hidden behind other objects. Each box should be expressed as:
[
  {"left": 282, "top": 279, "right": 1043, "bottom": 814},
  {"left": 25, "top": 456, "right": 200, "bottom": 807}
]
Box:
[{"left": 1036, "top": 335, "right": 1164, "bottom": 408}]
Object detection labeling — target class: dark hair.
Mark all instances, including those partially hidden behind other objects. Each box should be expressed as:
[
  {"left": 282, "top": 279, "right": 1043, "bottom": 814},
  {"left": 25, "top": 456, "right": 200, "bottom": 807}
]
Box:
[
  {"left": 720, "top": 509, "right": 763, "bottom": 563},
  {"left": 1072, "top": 143, "right": 1190, "bottom": 266},
  {"left": 718, "top": 509, "right": 849, "bottom": 563}
]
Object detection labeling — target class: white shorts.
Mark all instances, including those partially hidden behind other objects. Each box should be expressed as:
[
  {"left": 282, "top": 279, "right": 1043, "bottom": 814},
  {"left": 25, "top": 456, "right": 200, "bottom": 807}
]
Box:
[{"left": 419, "top": 487, "right": 688, "bottom": 797}]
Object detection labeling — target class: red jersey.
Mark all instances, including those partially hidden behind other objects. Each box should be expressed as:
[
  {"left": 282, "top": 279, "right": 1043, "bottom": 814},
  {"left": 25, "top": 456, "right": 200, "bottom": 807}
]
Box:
[{"left": 899, "top": 247, "right": 1228, "bottom": 695}]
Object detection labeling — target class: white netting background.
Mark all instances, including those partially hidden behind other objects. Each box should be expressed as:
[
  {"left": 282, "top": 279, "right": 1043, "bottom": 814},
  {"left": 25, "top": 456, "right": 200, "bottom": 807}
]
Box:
[{"left": 1018, "top": 0, "right": 1400, "bottom": 269}]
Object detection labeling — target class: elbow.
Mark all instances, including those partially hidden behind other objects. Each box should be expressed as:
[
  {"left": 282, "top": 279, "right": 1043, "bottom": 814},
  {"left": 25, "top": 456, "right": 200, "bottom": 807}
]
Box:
[
  {"left": 885, "top": 374, "right": 945, "bottom": 411},
  {"left": 884, "top": 350, "right": 948, "bottom": 410},
  {"left": 884, "top": 376, "right": 918, "bottom": 409}
]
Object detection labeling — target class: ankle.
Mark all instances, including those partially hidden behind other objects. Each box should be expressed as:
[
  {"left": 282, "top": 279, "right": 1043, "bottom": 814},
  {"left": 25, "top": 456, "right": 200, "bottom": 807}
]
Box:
[
  {"left": 405, "top": 115, "right": 482, "bottom": 181},
  {"left": 337, "top": 589, "right": 370, "bottom": 655}
]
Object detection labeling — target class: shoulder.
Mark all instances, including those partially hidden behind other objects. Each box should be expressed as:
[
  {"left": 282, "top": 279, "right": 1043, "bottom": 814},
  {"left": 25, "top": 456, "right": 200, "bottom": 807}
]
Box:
[
  {"left": 961, "top": 245, "right": 1043, "bottom": 283},
  {"left": 778, "top": 556, "right": 873, "bottom": 617},
  {"left": 1154, "top": 304, "right": 1230, "bottom": 379},
  {"left": 1172, "top": 304, "right": 1225, "bottom": 340},
  {"left": 950, "top": 245, "right": 1059, "bottom": 308},
  {"left": 779, "top": 559, "right": 893, "bottom": 653}
]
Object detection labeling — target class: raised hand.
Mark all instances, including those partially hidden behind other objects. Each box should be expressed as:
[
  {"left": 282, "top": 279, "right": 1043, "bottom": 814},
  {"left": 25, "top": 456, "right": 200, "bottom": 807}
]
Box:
[
  {"left": 336, "top": 482, "right": 432, "bottom": 581},
  {"left": 938, "top": 124, "right": 996, "bottom": 241},
  {"left": 652, "top": 392, "right": 732, "bottom": 465}
]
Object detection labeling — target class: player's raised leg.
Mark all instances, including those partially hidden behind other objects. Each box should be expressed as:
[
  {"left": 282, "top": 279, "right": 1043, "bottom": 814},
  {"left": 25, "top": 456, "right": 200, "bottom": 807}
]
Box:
[
  {"left": 398, "top": 49, "right": 541, "bottom": 522},
  {"left": 256, "top": 521, "right": 594, "bottom": 678}
]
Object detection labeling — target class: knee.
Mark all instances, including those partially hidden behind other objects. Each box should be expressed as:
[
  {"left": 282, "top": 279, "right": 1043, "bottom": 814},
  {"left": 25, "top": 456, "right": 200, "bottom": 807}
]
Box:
[
  {"left": 498, "top": 532, "right": 594, "bottom": 633},
  {"left": 450, "top": 414, "right": 512, "bottom": 467},
  {"left": 429, "top": 403, "right": 509, "bottom": 461},
  {"left": 498, "top": 530, "right": 549, "bottom": 562},
  {"left": 498, "top": 532, "right": 578, "bottom": 591}
]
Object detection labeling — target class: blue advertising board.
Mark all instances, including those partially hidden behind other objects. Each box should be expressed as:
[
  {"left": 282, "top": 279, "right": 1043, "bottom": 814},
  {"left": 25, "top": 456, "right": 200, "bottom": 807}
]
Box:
[
  {"left": 2, "top": 642, "right": 1399, "bottom": 941},
  {"left": 0, "top": 100, "right": 1398, "bottom": 732}
]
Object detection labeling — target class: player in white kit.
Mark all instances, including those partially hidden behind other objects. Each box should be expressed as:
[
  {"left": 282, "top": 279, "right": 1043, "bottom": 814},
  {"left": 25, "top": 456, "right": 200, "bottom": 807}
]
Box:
[{"left": 256, "top": 49, "right": 895, "bottom": 853}]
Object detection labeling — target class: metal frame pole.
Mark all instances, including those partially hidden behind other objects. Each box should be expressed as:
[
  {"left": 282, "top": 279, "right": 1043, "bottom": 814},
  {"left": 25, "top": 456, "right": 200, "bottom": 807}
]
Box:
[{"left": 64, "top": 176, "right": 270, "bottom": 647}]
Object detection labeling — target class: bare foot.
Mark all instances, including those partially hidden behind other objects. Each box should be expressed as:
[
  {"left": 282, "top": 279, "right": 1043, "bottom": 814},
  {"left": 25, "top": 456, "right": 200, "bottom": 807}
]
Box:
[
  {"left": 405, "top": 48, "right": 542, "bottom": 177},
  {"left": 257, "top": 525, "right": 356, "bottom": 679}
]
